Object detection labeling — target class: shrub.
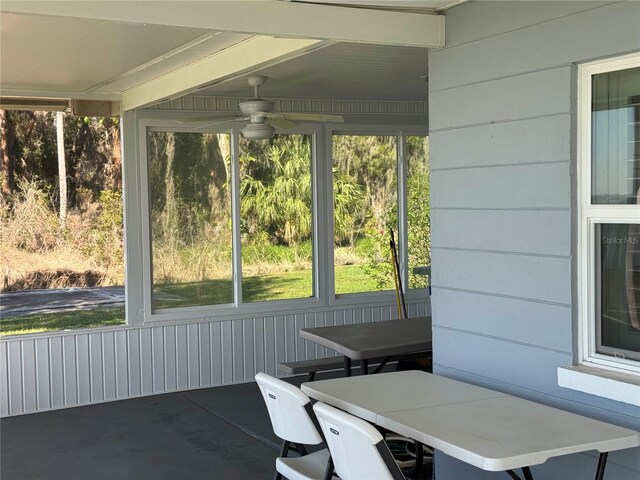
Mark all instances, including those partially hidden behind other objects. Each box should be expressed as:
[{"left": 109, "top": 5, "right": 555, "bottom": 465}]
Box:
[{"left": 1, "top": 179, "right": 60, "bottom": 252}]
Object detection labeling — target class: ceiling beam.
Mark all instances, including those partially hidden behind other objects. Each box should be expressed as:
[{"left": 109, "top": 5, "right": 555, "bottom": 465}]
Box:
[
  {"left": 1, "top": 1, "right": 444, "bottom": 48},
  {"left": 121, "top": 35, "right": 325, "bottom": 111}
]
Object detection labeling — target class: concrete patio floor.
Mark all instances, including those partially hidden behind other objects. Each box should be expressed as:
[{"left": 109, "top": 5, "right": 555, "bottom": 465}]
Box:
[{"left": 1, "top": 373, "right": 434, "bottom": 480}]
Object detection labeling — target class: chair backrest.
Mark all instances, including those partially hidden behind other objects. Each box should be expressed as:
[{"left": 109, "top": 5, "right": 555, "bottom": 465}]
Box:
[
  {"left": 313, "top": 402, "right": 405, "bottom": 480},
  {"left": 255, "top": 372, "right": 323, "bottom": 445}
]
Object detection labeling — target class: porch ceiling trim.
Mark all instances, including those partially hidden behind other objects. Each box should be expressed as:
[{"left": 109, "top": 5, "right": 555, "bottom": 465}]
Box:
[
  {"left": 1, "top": 1, "right": 445, "bottom": 48},
  {"left": 121, "top": 36, "right": 326, "bottom": 111}
]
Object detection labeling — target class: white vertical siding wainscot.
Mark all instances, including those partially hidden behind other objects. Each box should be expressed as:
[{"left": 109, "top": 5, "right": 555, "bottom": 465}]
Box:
[{"left": 0, "top": 301, "right": 429, "bottom": 416}]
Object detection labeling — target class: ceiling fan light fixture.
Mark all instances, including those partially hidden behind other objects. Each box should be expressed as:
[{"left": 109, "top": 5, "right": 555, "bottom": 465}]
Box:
[{"left": 241, "top": 122, "right": 274, "bottom": 140}]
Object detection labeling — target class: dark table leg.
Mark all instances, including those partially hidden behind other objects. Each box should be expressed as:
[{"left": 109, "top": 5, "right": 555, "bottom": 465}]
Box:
[
  {"left": 361, "top": 359, "right": 369, "bottom": 375},
  {"left": 595, "top": 452, "right": 608, "bottom": 480},
  {"left": 344, "top": 356, "right": 352, "bottom": 377},
  {"left": 506, "top": 467, "right": 534, "bottom": 480},
  {"left": 505, "top": 453, "right": 610, "bottom": 480}
]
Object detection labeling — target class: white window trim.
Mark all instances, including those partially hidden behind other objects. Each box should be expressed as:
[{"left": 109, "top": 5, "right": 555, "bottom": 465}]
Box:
[
  {"left": 325, "top": 125, "right": 429, "bottom": 308},
  {"left": 138, "top": 117, "right": 326, "bottom": 323},
  {"left": 134, "top": 114, "right": 429, "bottom": 324},
  {"left": 563, "top": 52, "right": 640, "bottom": 404}
]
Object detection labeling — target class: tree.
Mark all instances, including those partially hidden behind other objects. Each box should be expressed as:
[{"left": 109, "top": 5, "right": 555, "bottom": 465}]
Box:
[
  {"left": 240, "top": 135, "right": 312, "bottom": 245},
  {"left": 331, "top": 135, "right": 397, "bottom": 246},
  {"left": 56, "top": 111, "right": 67, "bottom": 226},
  {"left": 0, "top": 110, "right": 16, "bottom": 196}
]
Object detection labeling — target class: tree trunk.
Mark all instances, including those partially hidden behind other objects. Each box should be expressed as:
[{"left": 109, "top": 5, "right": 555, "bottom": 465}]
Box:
[
  {"left": 112, "top": 123, "right": 122, "bottom": 190},
  {"left": 0, "top": 110, "right": 16, "bottom": 196},
  {"left": 56, "top": 111, "right": 67, "bottom": 226}
]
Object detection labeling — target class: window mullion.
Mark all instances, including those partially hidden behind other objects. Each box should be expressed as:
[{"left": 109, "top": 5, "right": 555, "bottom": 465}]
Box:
[
  {"left": 231, "top": 130, "right": 243, "bottom": 306},
  {"left": 397, "top": 134, "right": 408, "bottom": 293}
]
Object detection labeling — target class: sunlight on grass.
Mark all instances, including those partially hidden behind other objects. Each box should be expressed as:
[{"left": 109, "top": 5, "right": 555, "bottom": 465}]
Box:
[
  {"left": 1, "top": 265, "right": 380, "bottom": 335},
  {"left": 334, "top": 265, "right": 379, "bottom": 294},
  {"left": 1, "top": 307, "right": 126, "bottom": 336}
]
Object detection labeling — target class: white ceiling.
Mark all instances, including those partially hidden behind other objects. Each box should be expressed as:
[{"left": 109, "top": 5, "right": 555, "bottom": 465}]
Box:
[
  {"left": 0, "top": 13, "right": 252, "bottom": 100},
  {"left": 0, "top": 1, "right": 461, "bottom": 106},
  {"left": 194, "top": 42, "right": 429, "bottom": 101}
]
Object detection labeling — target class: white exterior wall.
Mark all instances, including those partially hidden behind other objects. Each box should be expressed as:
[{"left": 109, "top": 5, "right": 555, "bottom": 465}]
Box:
[{"left": 429, "top": 1, "right": 640, "bottom": 479}]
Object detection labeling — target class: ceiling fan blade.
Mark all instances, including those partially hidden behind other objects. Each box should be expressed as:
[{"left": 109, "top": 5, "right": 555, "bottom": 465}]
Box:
[
  {"left": 269, "top": 112, "right": 344, "bottom": 123},
  {"left": 267, "top": 117, "right": 298, "bottom": 129},
  {"left": 193, "top": 117, "right": 249, "bottom": 129}
]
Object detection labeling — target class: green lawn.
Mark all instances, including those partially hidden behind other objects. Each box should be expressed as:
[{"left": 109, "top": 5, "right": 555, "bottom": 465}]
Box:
[
  {"left": 1, "top": 265, "right": 382, "bottom": 336},
  {"left": 1, "top": 307, "right": 126, "bottom": 336}
]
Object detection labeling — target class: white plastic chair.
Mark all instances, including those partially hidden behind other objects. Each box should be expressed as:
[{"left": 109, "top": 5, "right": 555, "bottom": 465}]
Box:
[
  {"left": 255, "top": 372, "right": 332, "bottom": 480},
  {"left": 313, "top": 401, "right": 406, "bottom": 480}
]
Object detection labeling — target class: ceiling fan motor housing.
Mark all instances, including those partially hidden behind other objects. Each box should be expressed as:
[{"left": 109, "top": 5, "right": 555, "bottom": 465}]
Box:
[{"left": 239, "top": 99, "right": 274, "bottom": 117}]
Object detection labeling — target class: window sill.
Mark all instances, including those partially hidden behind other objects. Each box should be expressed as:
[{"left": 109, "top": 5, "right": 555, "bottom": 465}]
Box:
[{"left": 558, "top": 365, "right": 640, "bottom": 407}]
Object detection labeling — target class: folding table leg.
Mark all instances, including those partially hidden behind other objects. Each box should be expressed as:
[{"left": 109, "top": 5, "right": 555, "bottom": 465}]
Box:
[
  {"left": 344, "top": 357, "right": 352, "bottom": 376},
  {"left": 595, "top": 452, "right": 608, "bottom": 480},
  {"left": 506, "top": 468, "right": 534, "bottom": 480},
  {"left": 361, "top": 359, "right": 369, "bottom": 375},
  {"left": 506, "top": 470, "right": 522, "bottom": 480}
]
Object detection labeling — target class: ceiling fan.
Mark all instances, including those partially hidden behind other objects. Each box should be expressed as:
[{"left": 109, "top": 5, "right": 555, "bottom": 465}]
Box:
[{"left": 183, "top": 75, "right": 344, "bottom": 140}]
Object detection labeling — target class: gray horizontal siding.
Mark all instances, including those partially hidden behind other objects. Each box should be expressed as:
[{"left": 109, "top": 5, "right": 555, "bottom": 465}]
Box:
[
  {"left": 442, "top": 1, "right": 614, "bottom": 50},
  {"left": 431, "top": 210, "right": 571, "bottom": 256},
  {"left": 432, "top": 249, "right": 571, "bottom": 305},
  {"left": 431, "top": 2, "right": 640, "bottom": 91},
  {"left": 0, "top": 301, "right": 430, "bottom": 416},
  {"left": 431, "top": 162, "right": 570, "bottom": 210},
  {"left": 429, "top": 67, "right": 571, "bottom": 131},
  {"left": 431, "top": 289, "right": 572, "bottom": 352},
  {"left": 433, "top": 327, "right": 573, "bottom": 397},
  {"left": 430, "top": 114, "right": 570, "bottom": 170},
  {"left": 430, "top": 1, "right": 640, "bottom": 477}
]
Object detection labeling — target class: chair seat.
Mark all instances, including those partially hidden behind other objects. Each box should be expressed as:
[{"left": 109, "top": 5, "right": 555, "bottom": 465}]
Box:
[{"left": 276, "top": 448, "right": 334, "bottom": 480}]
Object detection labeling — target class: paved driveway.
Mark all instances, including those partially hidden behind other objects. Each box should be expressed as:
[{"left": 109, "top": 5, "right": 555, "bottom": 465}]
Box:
[{"left": 0, "top": 287, "right": 125, "bottom": 317}]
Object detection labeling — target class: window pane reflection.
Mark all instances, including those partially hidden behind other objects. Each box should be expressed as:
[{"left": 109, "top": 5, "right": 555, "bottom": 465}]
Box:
[
  {"left": 591, "top": 67, "right": 640, "bottom": 205},
  {"left": 148, "top": 131, "right": 233, "bottom": 310},
  {"left": 332, "top": 135, "right": 397, "bottom": 295},
  {"left": 406, "top": 136, "right": 430, "bottom": 290},
  {"left": 240, "top": 134, "right": 314, "bottom": 302},
  {"left": 598, "top": 223, "right": 640, "bottom": 360}
]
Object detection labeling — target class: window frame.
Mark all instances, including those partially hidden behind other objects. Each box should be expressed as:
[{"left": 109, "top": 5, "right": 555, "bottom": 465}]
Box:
[
  {"left": 325, "top": 125, "right": 429, "bottom": 308},
  {"left": 138, "top": 118, "right": 324, "bottom": 323},
  {"left": 135, "top": 115, "right": 429, "bottom": 324},
  {"left": 577, "top": 53, "right": 640, "bottom": 375}
]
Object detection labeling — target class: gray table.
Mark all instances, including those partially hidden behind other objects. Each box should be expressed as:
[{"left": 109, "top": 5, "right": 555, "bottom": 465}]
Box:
[
  {"left": 299, "top": 316, "right": 432, "bottom": 375},
  {"left": 302, "top": 371, "right": 640, "bottom": 480}
]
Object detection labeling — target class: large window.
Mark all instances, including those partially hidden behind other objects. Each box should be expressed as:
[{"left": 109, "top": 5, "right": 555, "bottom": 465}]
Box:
[
  {"left": 141, "top": 124, "right": 428, "bottom": 321},
  {"left": 145, "top": 129, "right": 317, "bottom": 314},
  {"left": 331, "top": 133, "right": 430, "bottom": 297},
  {"left": 332, "top": 135, "right": 398, "bottom": 295},
  {"left": 240, "top": 134, "right": 314, "bottom": 302},
  {"left": 579, "top": 54, "right": 640, "bottom": 373},
  {"left": 148, "top": 131, "right": 233, "bottom": 311}
]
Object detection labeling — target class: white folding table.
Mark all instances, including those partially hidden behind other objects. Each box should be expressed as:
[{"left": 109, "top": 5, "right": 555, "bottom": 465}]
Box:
[
  {"left": 301, "top": 371, "right": 640, "bottom": 480},
  {"left": 299, "top": 316, "right": 432, "bottom": 376}
]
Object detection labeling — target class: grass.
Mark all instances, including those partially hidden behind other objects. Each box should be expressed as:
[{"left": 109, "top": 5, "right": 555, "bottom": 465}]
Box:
[
  {"left": 1, "top": 265, "right": 383, "bottom": 336},
  {"left": 1, "top": 307, "right": 126, "bottom": 336},
  {"left": 335, "top": 264, "right": 381, "bottom": 294}
]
